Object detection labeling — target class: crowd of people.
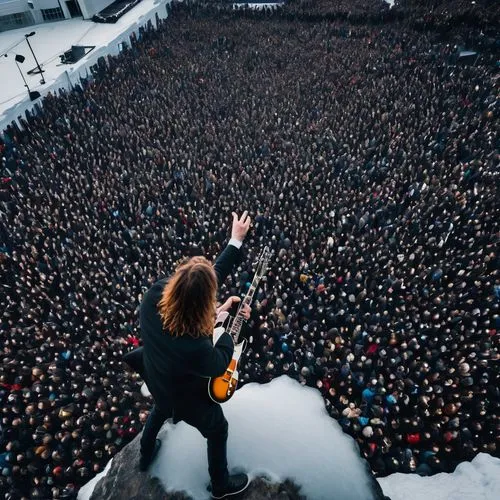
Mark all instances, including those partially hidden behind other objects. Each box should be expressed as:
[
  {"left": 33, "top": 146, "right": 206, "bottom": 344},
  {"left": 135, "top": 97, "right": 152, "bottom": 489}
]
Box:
[
  {"left": 396, "top": 0, "right": 499, "bottom": 28},
  {"left": 0, "top": 0, "right": 498, "bottom": 498}
]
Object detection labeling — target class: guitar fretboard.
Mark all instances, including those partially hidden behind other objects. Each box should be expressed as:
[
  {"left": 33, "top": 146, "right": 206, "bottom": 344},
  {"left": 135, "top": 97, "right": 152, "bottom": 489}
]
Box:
[
  {"left": 230, "top": 283, "right": 257, "bottom": 342},
  {"left": 228, "top": 246, "right": 270, "bottom": 343}
]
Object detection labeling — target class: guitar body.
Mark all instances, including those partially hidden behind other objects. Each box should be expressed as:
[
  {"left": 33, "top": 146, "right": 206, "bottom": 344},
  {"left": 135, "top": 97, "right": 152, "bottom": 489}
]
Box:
[{"left": 208, "top": 340, "right": 246, "bottom": 404}]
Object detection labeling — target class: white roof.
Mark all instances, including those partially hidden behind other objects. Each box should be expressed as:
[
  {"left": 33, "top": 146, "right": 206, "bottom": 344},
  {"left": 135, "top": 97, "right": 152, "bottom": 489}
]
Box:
[{"left": 0, "top": 0, "right": 171, "bottom": 130}]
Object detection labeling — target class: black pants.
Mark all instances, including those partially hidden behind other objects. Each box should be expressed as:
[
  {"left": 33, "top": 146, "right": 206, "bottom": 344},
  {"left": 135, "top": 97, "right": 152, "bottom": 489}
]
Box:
[{"left": 140, "top": 402, "right": 229, "bottom": 489}]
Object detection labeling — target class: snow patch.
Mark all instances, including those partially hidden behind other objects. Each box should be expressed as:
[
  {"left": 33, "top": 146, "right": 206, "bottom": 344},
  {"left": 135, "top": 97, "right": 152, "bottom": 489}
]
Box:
[
  {"left": 379, "top": 453, "right": 500, "bottom": 500},
  {"left": 151, "top": 376, "right": 375, "bottom": 499}
]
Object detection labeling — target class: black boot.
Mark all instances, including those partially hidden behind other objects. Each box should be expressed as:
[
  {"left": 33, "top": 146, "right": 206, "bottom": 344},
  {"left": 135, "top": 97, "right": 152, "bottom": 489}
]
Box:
[
  {"left": 139, "top": 439, "right": 162, "bottom": 471},
  {"left": 211, "top": 473, "right": 250, "bottom": 499}
]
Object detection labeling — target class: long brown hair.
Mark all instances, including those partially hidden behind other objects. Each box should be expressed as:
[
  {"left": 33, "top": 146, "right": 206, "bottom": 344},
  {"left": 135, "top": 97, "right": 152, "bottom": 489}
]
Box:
[{"left": 158, "top": 256, "right": 217, "bottom": 338}]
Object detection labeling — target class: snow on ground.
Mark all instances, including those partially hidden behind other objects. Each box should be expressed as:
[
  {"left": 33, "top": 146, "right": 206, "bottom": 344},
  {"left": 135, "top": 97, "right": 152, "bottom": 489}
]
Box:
[
  {"left": 80, "top": 376, "right": 377, "bottom": 500},
  {"left": 380, "top": 453, "right": 500, "bottom": 500},
  {"left": 151, "top": 376, "right": 377, "bottom": 499},
  {"left": 0, "top": 0, "right": 171, "bottom": 129}
]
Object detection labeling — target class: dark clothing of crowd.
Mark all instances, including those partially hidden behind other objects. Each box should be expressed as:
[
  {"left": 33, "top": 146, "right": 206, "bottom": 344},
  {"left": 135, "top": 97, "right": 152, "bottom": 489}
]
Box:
[{"left": 0, "top": 0, "right": 498, "bottom": 498}]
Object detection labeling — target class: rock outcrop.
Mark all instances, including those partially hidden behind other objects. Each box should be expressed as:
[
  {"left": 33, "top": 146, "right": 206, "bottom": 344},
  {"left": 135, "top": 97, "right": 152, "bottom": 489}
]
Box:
[{"left": 90, "top": 433, "right": 387, "bottom": 500}]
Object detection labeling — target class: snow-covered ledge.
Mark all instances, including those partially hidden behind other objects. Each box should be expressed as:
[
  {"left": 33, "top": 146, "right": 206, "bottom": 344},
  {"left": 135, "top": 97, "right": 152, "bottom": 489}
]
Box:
[
  {"left": 80, "top": 376, "right": 385, "bottom": 500},
  {"left": 79, "top": 376, "right": 500, "bottom": 500}
]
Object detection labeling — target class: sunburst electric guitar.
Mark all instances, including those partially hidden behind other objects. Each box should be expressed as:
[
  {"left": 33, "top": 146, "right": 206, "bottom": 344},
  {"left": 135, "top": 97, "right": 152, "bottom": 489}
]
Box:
[{"left": 208, "top": 246, "right": 271, "bottom": 403}]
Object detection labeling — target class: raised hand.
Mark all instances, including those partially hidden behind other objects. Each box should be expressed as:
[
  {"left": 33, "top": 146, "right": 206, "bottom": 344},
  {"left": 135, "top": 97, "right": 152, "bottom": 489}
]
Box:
[{"left": 231, "top": 210, "right": 251, "bottom": 242}]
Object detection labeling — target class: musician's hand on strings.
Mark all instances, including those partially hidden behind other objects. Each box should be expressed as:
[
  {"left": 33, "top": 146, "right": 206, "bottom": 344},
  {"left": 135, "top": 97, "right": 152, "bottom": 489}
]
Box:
[
  {"left": 216, "top": 296, "right": 240, "bottom": 316},
  {"left": 216, "top": 296, "right": 251, "bottom": 320},
  {"left": 231, "top": 210, "right": 251, "bottom": 242},
  {"left": 240, "top": 303, "right": 251, "bottom": 320}
]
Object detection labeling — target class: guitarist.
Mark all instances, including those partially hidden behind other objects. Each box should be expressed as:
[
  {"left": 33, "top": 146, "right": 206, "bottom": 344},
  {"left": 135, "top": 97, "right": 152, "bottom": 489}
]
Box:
[{"left": 138, "top": 211, "right": 251, "bottom": 499}]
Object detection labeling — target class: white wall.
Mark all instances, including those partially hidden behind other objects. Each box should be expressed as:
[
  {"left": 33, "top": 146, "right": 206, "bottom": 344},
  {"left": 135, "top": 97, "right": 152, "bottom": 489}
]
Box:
[
  {"left": 78, "top": 0, "right": 115, "bottom": 19},
  {"left": 31, "top": 8, "right": 44, "bottom": 23},
  {"left": 0, "top": 0, "right": 29, "bottom": 16},
  {"left": 58, "top": 0, "right": 71, "bottom": 19},
  {"left": 0, "top": 1, "right": 70, "bottom": 20}
]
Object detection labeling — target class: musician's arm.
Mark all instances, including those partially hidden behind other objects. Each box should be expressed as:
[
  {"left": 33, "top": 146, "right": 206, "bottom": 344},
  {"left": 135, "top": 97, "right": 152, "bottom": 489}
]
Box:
[
  {"left": 214, "top": 242, "right": 241, "bottom": 286},
  {"left": 193, "top": 334, "right": 234, "bottom": 377}
]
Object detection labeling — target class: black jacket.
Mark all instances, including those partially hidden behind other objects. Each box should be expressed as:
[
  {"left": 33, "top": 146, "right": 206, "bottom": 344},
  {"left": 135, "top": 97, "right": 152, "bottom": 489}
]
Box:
[{"left": 139, "top": 243, "right": 239, "bottom": 414}]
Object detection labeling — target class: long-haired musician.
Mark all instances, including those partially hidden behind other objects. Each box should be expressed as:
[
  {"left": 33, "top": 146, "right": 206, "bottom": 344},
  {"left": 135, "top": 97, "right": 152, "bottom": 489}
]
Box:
[{"left": 138, "top": 211, "right": 251, "bottom": 499}]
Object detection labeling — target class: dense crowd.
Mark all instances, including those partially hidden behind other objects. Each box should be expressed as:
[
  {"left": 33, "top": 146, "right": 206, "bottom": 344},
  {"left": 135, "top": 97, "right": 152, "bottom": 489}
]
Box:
[
  {"left": 0, "top": 0, "right": 498, "bottom": 498},
  {"left": 396, "top": 0, "right": 499, "bottom": 28}
]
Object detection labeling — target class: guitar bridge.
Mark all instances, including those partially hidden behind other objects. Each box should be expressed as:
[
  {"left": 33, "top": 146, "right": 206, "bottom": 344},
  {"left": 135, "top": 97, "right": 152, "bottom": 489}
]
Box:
[{"left": 222, "top": 368, "right": 234, "bottom": 382}]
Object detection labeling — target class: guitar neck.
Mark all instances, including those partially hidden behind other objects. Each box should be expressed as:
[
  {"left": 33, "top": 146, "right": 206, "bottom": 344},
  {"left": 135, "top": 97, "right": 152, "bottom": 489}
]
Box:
[
  {"left": 228, "top": 246, "right": 270, "bottom": 343},
  {"left": 229, "top": 280, "right": 259, "bottom": 342}
]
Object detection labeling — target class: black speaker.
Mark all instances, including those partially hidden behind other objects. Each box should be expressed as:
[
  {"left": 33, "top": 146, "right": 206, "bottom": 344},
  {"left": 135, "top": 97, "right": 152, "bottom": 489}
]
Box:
[
  {"left": 71, "top": 45, "right": 86, "bottom": 61},
  {"left": 15, "top": 54, "right": 25, "bottom": 63}
]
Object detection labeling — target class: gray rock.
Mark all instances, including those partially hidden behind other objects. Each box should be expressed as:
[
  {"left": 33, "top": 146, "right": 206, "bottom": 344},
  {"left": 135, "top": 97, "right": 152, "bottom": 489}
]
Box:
[{"left": 90, "top": 433, "right": 189, "bottom": 500}]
